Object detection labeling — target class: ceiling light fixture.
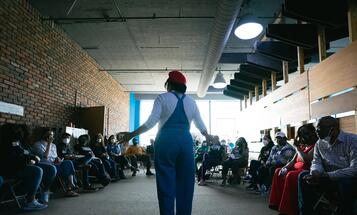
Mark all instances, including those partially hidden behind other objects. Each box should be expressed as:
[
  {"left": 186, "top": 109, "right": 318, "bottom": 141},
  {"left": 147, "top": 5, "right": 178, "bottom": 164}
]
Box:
[
  {"left": 234, "top": 14, "right": 263, "bottom": 40},
  {"left": 212, "top": 71, "right": 227, "bottom": 89},
  {"left": 234, "top": 22, "right": 263, "bottom": 40}
]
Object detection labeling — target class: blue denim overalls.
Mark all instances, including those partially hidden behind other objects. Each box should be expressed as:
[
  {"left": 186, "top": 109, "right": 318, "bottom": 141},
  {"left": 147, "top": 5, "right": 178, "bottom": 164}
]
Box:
[{"left": 154, "top": 92, "right": 195, "bottom": 215}]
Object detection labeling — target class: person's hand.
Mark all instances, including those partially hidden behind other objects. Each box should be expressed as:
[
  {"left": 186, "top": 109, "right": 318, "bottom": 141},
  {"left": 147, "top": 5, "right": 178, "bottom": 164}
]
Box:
[
  {"left": 46, "top": 142, "right": 52, "bottom": 149},
  {"left": 118, "top": 132, "right": 133, "bottom": 144},
  {"left": 35, "top": 156, "right": 41, "bottom": 163},
  {"left": 303, "top": 174, "right": 318, "bottom": 185},
  {"left": 54, "top": 157, "right": 63, "bottom": 164},
  {"left": 279, "top": 167, "right": 288, "bottom": 177}
]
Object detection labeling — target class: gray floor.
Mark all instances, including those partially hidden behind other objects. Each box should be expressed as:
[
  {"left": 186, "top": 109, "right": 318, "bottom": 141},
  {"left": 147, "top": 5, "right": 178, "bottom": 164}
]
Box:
[{"left": 1, "top": 171, "right": 277, "bottom": 215}]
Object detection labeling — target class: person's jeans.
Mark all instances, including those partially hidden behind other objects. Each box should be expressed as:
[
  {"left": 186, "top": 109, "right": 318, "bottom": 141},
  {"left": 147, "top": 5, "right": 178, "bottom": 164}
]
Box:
[
  {"left": 222, "top": 158, "right": 247, "bottom": 180},
  {"left": 55, "top": 160, "right": 75, "bottom": 179},
  {"left": 36, "top": 162, "right": 57, "bottom": 192},
  {"left": 101, "top": 158, "right": 117, "bottom": 178},
  {"left": 298, "top": 170, "right": 357, "bottom": 215},
  {"left": 16, "top": 165, "right": 42, "bottom": 198},
  {"left": 90, "top": 158, "right": 109, "bottom": 179},
  {"left": 248, "top": 160, "right": 262, "bottom": 184}
]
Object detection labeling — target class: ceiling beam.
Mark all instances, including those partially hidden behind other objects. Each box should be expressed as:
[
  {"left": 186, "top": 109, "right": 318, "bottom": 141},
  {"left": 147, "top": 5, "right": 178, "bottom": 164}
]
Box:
[
  {"left": 239, "top": 64, "right": 272, "bottom": 79},
  {"left": 223, "top": 89, "right": 244, "bottom": 100},
  {"left": 219, "top": 53, "right": 247, "bottom": 64},
  {"left": 246, "top": 52, "right": 297, "bottom": 73},
  {"left": 266, "top": 24, "right": 347, "bottom": 49},
  {"left": 283, "top": 0, "right": 348, "bottom": 28},
  {"left": 226, "top": 85, "right": 250, "bottom": 94},
  {"left": 254, "top": 41, "right": 313, "bottom": 63}
]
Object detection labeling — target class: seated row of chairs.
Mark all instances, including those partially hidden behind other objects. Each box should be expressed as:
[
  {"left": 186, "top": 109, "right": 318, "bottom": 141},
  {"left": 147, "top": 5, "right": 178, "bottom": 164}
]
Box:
[{"left": 0, "top": 123, "right": 154, "bottom": 212}]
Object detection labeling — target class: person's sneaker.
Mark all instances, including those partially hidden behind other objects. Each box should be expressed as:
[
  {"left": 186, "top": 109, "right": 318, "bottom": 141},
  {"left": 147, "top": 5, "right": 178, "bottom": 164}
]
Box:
[
  {"left": 39, "top": 191, "right": 50, "bottom": 204},
  {"left": 65, "top": 190, "right": 80, "bottom": 197},
  {"left": 100, "top": 177, "right": 111, "bottom": 187},
  {"left": 198, "top": 180, "right": 206, "bottom": 186},
  {"left": 83, "top": 185, "right": 99, "bottom": 192},
  {"left": 22, "top": 200, "right": 48, "bottom": 211},
  {"left": 246, "top": 183, "right": 258, "bottom": 190},
  {"left": 119, "top": 171, "right": 127, "bottom": 179},
  {"left": 132, "top": 171, "right": 137, "bottom": 177},
  {"left": 146, "top": 171, "right": 154, "bottom": 176}
]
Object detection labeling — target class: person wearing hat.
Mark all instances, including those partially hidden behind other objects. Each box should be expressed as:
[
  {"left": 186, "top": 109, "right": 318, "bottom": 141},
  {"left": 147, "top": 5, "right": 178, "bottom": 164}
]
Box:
[
  {"left": 255, "top": 131, "right": 295, "bottom": 195},
  {"left": 120, "top": 70, "right": 213, "bottom": 215}
]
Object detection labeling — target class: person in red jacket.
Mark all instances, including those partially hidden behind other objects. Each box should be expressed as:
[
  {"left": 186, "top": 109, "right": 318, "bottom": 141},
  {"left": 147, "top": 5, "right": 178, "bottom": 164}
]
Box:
[{"left": 269, "top": 124, "right": 318, "bottom": 215}]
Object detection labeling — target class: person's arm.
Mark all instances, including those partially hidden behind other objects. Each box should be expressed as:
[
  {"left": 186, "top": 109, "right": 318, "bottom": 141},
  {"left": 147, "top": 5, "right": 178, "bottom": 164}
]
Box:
[
  {"left": 265, "top": 147, "right": 275, "bottom": 165},
  {"left": 310, "top": 143, "right": 324, "bottom": 175},
  {"left": 44, "top": 142, "right": 51, "bottom": 160},
  {"left": 327, "top": 139, "right": 357, "bottom": 180},
  {"left": 284, "top": 153, "right": 297, "bottom": 170},
  {"left": 276, "top": 147, "right": 295, "bottom": 166},
  {"left": 121, "top": 96, "right": 162, "bottom": 142},
  {"left": 192, "top": 102, "right": 213, "bottom": 142},
  {"left": 32, "top": 142, "right": 46, "bottom": 159}
]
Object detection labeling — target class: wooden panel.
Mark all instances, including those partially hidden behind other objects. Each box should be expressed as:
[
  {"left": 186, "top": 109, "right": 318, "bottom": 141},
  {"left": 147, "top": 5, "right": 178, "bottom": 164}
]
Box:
[
  {"left": 340, "top": 115, "right": 357, "bottom": 134},
  {"left": 309, "top": 40, "right": 357, "bottom": 101},
  {"left": 270, "top": 89, "right": 310, "bottom": 126},
  {"left": 311, "top": 89, "right": 357, "bottom": 118},
  {"left": 257, "top": 72, "right": 308, "bottom": 108}
]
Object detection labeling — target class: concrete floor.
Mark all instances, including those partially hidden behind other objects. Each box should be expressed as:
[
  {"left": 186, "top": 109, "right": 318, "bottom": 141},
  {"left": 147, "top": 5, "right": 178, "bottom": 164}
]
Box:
[{"left": 0, "top": 170, "right": 277, "bottom": 215}]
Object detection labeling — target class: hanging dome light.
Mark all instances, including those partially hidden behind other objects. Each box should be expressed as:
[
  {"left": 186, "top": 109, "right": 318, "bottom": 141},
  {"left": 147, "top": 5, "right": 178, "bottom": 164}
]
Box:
[
  {"left": 212, "top": 71, "right": 227, "bottom": 89},
  {"left": 234, "top": 22, "right": 263, "bottom": 40},
  {"left": 234, "top": 14, "right": 263, "bottom": 40}
]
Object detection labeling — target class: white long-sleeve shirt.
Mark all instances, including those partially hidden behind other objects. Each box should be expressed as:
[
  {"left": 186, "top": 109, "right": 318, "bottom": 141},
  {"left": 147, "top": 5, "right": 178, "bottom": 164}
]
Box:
[{"left": 143, "top": 92, "right": 207, "bottom": 133}]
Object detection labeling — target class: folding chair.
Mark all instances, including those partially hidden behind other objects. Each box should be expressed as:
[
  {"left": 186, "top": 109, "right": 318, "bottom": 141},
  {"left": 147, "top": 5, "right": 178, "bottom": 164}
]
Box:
[
  {"left": 0, "top": 178, "right": 25, "bottom": 209},
  {"left": 313, "top": 192, "right": 338, "bottom": 214}
]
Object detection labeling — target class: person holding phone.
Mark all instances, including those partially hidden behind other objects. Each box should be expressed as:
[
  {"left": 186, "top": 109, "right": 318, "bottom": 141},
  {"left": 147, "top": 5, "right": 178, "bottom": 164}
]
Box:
[
  {"left": 120, "top": 70, "right": 213, "bottom": 215},
  {"left": 298, "top": 116, "right": 357, "bottom": 215}
]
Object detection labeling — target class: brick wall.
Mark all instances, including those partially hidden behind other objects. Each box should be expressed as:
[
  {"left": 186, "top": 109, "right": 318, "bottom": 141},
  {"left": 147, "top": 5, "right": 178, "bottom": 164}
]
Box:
[{"left": 0, "top": 0, "right": 129, "bottom": 135}]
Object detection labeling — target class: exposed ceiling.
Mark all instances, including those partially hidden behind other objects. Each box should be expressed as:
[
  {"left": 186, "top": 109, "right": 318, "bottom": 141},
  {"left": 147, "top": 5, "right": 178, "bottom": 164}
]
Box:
[
  {"left": 29, "top": 0, "right": 349, "bottom": 98},
  {"left": 29, "top": 0, "right": 283, "bottom": 94}
]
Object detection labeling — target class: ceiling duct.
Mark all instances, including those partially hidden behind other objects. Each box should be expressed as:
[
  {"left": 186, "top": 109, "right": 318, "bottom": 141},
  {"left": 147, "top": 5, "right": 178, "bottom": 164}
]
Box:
[{"left": 197, "top": 0, "right": 243, "bottom": 97}]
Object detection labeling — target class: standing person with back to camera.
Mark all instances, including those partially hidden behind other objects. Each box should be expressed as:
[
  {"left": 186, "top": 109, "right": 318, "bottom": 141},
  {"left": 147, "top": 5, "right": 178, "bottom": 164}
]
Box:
[{"left": 120, "top": 70, "right": 213, "bottom": 215}]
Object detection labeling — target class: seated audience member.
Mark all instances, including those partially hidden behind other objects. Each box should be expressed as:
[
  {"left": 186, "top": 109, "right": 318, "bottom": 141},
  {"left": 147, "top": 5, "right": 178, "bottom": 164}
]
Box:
[
  {"left": 256, "top": 132, "right": 295, "bottom": 193},
  {"left": 197, "top": 136, "right": 226, "bottom": 185},
  {"left": 0, "top": 124, "right": 56, "bottom": 210},
  {"left": 91, "top": 134, "right": 118, "bottom": 180},
  {"left": 194, "top": 140, "right": 208, "bottom": 173},
  {"left": 221, "top": 137, "right": 249, "bottom": 186},
  {"left": 269, "top": 124, "right": 318, "bottom": 215},
  {"left": 74, "top": 134, "right": 111, "bottom": 187},
  {"left": 32, "top": 129, "right": 79, "bottom": 197},
  {"left": 246, "top": 134, "right": 275, "bottom": 190},
  {"left": 106, "top": 135, "right": 127, "bottom": 179},
  {"left": 298, "top": 116, "right": 357, "bottom": 215},
  {"left": 146, "top": 139, "right": 155, "bottom": 161},
  {"left": 116, "top": 132, "right": 138, "bottom": 173},
  {"left": 125, "top": 138, "right": 154, "bottom": 176},
  {"left": 57, "top": 133, "right": 98, "bottom": 191}
]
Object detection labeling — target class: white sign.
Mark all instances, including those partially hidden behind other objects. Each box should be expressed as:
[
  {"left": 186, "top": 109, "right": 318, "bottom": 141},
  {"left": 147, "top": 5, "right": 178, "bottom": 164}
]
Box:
[{"left": 0, "top": 101, "right": 24, "bottom": 116}]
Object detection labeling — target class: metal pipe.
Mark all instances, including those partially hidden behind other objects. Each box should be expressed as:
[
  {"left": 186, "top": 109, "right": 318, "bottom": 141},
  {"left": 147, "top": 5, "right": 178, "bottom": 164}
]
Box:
[
  {"left": 42, "top": 15, "right": 278, "bottom": 23},
  {"left": 197, "top": 0, "right": 243, "bottom": 97}
]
